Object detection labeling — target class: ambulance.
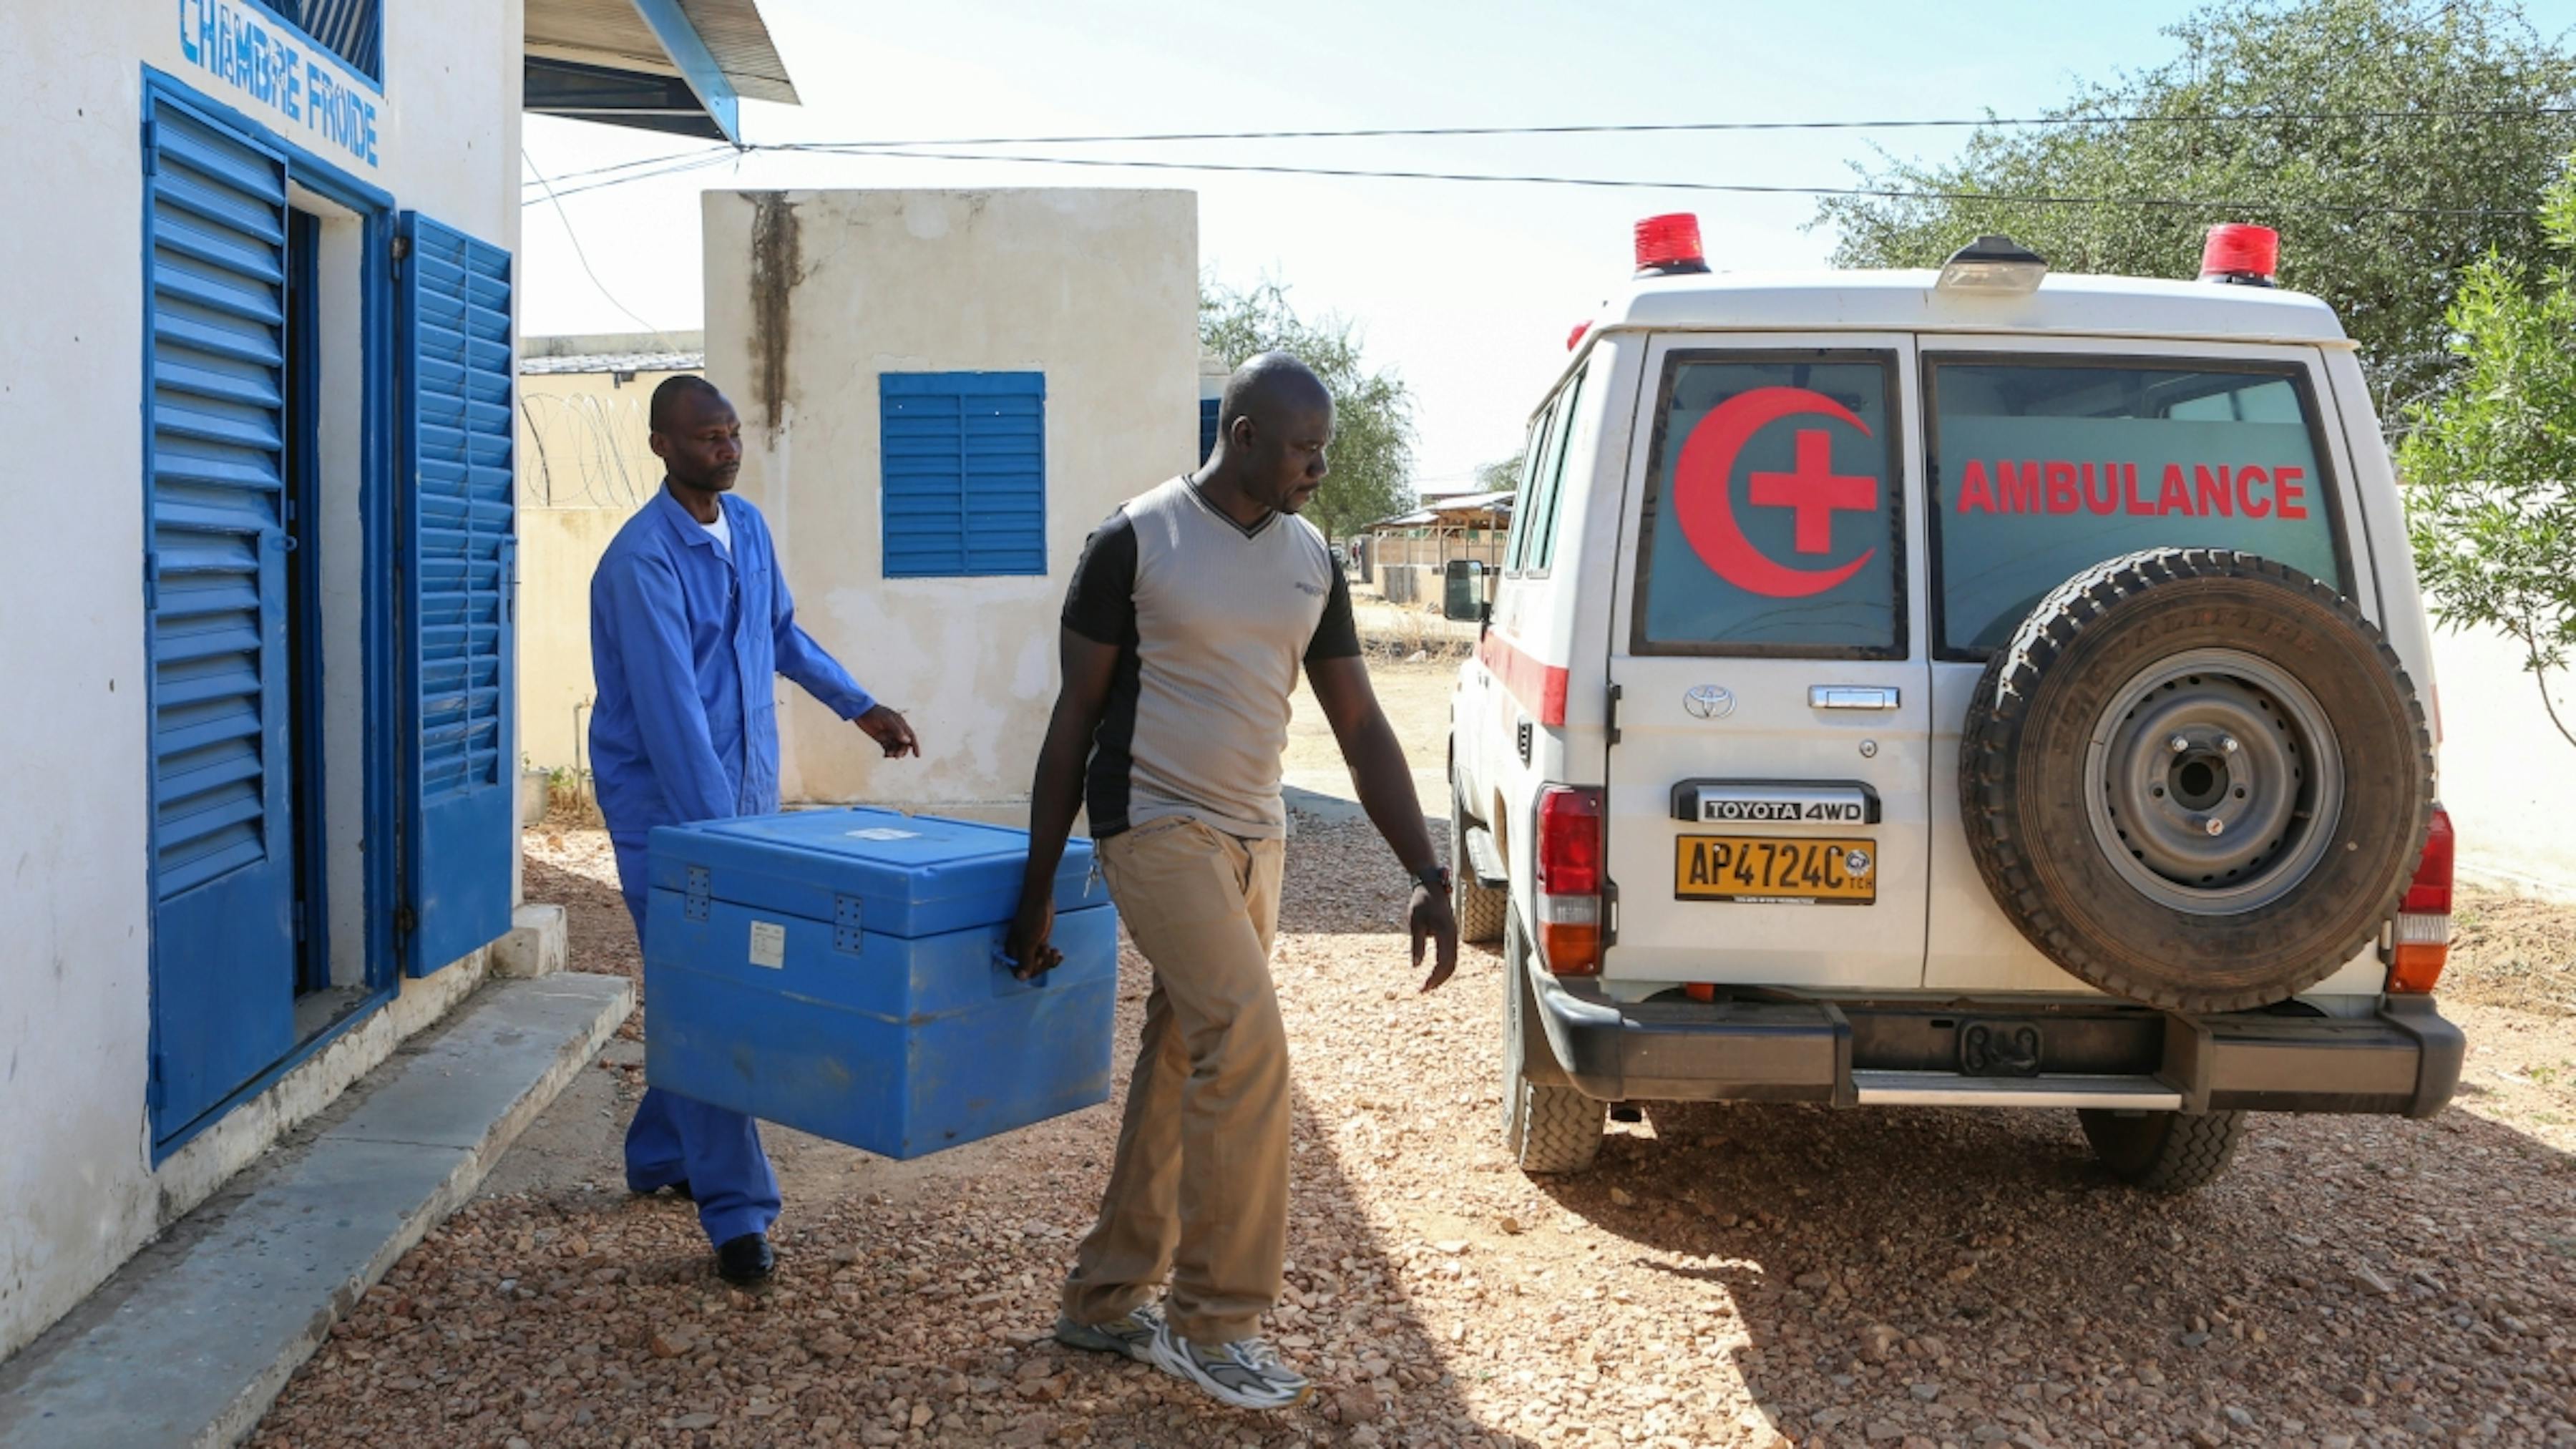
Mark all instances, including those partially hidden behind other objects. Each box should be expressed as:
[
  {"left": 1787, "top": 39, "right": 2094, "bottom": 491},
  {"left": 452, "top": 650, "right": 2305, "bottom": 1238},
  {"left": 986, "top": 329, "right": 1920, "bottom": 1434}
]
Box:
[{"left": 1443, "top": 218, "right": 2457, "bottom": 1189}]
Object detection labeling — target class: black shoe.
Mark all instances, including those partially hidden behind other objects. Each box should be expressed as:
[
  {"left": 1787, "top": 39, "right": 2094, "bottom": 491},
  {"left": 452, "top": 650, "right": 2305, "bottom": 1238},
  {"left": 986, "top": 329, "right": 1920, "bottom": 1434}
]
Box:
[
  {"left": 628, "top": 1179, "right": 693, "bottom": 1202},
  {"left": 716, "top": 1233, "right": 775, "bottom": 1286}
]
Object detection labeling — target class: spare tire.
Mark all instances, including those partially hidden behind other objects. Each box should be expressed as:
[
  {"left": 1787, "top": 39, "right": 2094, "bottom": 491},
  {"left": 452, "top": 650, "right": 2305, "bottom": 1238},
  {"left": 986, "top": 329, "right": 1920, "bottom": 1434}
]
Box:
[{"left": 1961, "top": 549, "right": 2433, "bottom": 1013}]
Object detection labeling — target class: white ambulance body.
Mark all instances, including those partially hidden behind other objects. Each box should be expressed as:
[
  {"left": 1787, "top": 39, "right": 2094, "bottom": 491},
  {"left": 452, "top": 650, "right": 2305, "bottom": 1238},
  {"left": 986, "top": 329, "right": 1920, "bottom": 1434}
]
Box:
[{"left": 1445, "top": 220, "right": 2459, "bottom": 1189}]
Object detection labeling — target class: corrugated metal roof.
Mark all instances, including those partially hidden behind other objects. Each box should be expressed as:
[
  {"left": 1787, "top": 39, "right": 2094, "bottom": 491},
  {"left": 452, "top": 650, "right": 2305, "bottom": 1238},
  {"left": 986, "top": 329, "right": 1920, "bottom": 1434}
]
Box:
[
  {"left": 1419, "top": 489, "right": 1518, "bottom": 512},
  {"left": 525, "top": 0, "right": 799, "bottom": 105},
  {"left": 683, "top": 0, "right": 798, "bottom": 103},
  {"left": 521, "top": 351, "right": 706, "bottom": 376}
]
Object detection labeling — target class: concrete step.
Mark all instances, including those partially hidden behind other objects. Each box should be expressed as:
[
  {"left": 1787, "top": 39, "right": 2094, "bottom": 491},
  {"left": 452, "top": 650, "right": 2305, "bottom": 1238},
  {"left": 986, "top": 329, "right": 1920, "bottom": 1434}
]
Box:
[{"left": 0, "top": 972, "right": 634, "bottom": 1449}]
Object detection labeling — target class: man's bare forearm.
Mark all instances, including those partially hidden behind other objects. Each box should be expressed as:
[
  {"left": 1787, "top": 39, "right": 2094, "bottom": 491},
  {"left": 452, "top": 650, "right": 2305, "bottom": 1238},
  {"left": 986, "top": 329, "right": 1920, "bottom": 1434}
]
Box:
[{"left": 1018, "top": 705, "right": 1093, "bottom": 909}]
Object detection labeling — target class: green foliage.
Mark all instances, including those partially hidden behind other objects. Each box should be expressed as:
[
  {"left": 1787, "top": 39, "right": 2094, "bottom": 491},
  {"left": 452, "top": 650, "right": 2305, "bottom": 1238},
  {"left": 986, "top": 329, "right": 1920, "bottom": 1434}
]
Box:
[
  {"left": 1475, "top": 452, "right": 1528, "bottom": 494},
  {"left": 1816, "top": 0, "right": 2576, "bottom": 411},
  {"left": 1201, "top": 278, "right": 1418, "bottom": 540},
  {"left": 2398, "top": 158, "right": 2576, "bottom": 748}
]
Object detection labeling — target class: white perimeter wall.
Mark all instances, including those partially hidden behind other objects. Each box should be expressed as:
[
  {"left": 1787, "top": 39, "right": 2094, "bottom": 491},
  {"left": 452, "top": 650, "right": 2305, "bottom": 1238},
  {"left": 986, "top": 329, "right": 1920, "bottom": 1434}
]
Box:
[
  {"left": 703, "top": 188, "right": 1199, "bottom": 811},
  {"left": 0, "top": 1, "right": 522, "bottom": 1362},
  {"left": 2430, "top": 623, "right": 2576, "bottom": 898}
]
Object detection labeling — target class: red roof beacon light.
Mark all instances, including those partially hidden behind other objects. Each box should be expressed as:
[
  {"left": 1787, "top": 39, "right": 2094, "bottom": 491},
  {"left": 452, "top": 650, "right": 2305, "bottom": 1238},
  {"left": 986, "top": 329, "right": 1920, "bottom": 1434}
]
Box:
[
  {"left": 1634, "top": 213, "right": 1710, "bottom": 276},
  {"left": 1936, "top": 234, "right": 2049, "bottom": 294},
  {"left": 1567, "top": 320, "right": 1591, "bottom": 351},
  {"left": 2199, "top": 223, "right": 2280, "bottom": 288}
]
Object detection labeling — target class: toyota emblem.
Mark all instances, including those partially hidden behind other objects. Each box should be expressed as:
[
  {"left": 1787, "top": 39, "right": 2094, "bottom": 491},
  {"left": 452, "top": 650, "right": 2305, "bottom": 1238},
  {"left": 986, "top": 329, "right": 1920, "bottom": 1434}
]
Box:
[{"left": 1684, "top": 685, "right": 1736, "bottom": 720}]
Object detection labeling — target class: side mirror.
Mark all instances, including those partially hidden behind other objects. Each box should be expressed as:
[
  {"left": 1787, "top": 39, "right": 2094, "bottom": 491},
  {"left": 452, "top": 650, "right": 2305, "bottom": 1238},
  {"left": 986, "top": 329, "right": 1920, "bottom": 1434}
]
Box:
[{"left": 1443, "top": 559, "right": 1489, "bottom": 623}]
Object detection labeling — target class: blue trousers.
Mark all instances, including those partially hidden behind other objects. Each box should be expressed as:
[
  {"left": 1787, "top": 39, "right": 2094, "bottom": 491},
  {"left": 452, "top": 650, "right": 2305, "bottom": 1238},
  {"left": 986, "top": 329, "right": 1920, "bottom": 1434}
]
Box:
[{"left": 613, "top": 833, "right": 781, "bottom": 1249}]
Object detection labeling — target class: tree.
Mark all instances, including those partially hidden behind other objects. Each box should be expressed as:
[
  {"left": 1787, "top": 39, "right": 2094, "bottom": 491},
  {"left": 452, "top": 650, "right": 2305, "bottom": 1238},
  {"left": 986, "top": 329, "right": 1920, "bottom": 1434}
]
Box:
[
  {"left": 2397, "top": 157, "right": 2576, "bottom": 750},
  {"left": 1475, "top": 452, "right": 1527, "bottom": 494},
  {"left": 1815, "top": 0, "right": 2576, "bottom": 412},
  {"left": 1201, "top": 278, "right": 1417, "bottom": 540}
]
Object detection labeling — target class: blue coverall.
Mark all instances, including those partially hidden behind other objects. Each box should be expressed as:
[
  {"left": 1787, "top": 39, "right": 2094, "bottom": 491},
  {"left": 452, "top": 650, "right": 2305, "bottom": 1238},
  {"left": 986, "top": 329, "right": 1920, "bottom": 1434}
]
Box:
[{"left": 590, "top": 487, "right": 877, "bottom": 1248}]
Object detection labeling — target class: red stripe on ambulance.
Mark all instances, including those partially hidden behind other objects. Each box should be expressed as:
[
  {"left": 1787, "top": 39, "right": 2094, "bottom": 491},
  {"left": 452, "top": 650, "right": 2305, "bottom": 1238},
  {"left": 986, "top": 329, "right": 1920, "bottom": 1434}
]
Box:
[{"left": 1480, "top": 630, "right": 1568, "bottom": 728}]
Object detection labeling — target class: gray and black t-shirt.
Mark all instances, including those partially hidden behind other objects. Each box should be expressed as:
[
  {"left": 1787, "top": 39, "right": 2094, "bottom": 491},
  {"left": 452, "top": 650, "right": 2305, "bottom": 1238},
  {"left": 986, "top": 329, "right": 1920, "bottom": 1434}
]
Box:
[{"left": 1063, "top": 477, "right": 1361, "bottom": 840}]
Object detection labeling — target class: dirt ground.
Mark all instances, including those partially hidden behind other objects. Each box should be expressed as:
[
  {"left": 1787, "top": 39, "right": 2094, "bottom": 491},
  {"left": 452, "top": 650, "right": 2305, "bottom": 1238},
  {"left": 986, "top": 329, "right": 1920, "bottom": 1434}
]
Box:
[
  {"left": 251, "top": 786, "right": 2576, "bottom": 1449},
  {"left": 1284, "top": 655, "right": 1460, "bottom": 809}
]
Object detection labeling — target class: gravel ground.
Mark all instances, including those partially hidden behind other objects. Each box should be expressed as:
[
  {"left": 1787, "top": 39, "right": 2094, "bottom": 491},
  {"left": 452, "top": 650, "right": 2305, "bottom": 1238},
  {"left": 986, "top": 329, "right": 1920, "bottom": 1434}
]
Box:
[{"left": 253, "top": 821, "right": 2576, "bottom": 1449}]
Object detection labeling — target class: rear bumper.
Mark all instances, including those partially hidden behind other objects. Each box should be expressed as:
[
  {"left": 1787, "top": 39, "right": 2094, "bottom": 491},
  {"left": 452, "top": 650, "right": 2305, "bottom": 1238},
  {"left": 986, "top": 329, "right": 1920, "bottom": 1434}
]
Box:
[{"left": 1523, "top": 970, "right": 2463, "bottom": 1118}]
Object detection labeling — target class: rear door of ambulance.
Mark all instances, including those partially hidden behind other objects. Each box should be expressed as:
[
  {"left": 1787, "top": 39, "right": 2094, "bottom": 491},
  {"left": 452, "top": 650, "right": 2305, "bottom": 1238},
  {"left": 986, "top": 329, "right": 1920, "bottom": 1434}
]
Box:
[{"left": 1600, "top": 334, "right": 1933, "bottom": 992}]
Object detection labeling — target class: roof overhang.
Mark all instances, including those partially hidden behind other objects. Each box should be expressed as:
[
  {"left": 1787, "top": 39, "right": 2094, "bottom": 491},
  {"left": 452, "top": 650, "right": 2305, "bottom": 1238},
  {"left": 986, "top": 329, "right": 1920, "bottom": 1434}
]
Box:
[{"left": 525, "top": 0, "right": 799, "bottom": 144}]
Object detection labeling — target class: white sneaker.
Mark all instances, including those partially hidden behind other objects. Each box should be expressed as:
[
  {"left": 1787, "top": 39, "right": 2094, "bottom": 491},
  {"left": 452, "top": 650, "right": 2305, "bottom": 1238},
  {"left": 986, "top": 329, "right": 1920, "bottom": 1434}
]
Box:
[
  {"left": 1053, "top": 1302, "right": 1163, "bottom": 1363},
  {"left": 1144, "top": 1314, "right": 1312, "bottom": 1411}
]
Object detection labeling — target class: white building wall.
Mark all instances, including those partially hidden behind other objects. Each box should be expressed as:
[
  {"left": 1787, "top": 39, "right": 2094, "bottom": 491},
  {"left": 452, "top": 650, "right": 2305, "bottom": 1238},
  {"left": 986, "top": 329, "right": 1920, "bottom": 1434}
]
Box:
[
  {"left": 702, "top": 188, "right": 1200, "bottom": 812},
  {"left": 0, "top": 1, "right": 523, "bottom": 1362},
  {"left": 2431, "top": 624, "right": 2576, "bottom": 898}
]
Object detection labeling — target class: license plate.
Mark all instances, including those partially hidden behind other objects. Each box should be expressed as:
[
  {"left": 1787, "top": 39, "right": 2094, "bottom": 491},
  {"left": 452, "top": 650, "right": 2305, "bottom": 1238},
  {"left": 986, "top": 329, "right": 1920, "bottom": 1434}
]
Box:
[{"left": 1674, "top": 835, "right": 1876, "bottom": 904}]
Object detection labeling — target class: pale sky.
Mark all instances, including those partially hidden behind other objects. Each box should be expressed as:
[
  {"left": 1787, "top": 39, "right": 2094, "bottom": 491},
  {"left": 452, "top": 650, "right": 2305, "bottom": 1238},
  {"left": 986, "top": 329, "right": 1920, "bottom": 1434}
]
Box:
[{"left": 519, "top": 0, "right": 2576, "bottom": 492}]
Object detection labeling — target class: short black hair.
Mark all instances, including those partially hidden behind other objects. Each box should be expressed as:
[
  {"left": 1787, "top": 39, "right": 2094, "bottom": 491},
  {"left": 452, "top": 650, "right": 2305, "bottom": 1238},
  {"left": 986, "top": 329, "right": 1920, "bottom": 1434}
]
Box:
[
  {"left": 1217, "top": 351, "right": 1331, "bottom": 439},
  {"left": 649, "top": 374, "right": 727, "bottom": 434}
]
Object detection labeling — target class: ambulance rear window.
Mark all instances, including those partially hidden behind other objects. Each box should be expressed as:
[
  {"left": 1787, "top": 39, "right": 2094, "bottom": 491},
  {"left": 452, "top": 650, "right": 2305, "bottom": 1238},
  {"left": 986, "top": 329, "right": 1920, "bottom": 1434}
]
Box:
[
  {"left": 1631, "top": 353, "right": 1903, "bottom": 658},
  {"left": 1926, "top": 358, "right": 2345, "bottom": 658}
]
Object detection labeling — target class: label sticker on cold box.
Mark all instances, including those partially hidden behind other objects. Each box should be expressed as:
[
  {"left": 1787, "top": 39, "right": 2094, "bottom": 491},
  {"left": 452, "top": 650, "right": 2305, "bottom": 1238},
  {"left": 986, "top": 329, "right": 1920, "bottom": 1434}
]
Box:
[
  {"left": 844, "top": 827, "right": 919, "bottom": 841},
  {"left": 748, "top": 920, "right": 787, "bottom": 969}
]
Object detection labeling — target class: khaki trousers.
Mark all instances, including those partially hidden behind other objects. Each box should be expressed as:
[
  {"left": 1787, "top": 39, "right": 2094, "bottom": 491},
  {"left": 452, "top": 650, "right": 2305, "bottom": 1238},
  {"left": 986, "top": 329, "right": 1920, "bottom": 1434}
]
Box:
[{"left": 1062, "top": 815, "right": 1289, "bottom": 1345}]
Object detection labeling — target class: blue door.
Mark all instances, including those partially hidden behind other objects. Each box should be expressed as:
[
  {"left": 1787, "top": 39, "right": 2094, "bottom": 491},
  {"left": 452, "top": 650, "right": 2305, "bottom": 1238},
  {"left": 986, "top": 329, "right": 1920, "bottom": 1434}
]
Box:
[
  {"left": 142, "top": 102, "right": 298, "bottom": 1140},
  {"left": 399, "top": 214, "right": 518, "bottom": 975}
]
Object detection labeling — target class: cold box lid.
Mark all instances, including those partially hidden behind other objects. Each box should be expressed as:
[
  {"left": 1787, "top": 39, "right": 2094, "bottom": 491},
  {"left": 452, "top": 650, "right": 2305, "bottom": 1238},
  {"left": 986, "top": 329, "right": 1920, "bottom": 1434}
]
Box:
[{"left": 647, "top": 808, "right": 1104, "bottom": 940}]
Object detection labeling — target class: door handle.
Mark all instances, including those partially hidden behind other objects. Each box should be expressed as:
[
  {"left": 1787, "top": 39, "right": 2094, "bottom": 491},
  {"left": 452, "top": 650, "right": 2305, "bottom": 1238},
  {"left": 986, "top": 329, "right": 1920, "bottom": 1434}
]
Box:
[{"left": 1810, "top": 686, "right": 1900, "bottom": 711}]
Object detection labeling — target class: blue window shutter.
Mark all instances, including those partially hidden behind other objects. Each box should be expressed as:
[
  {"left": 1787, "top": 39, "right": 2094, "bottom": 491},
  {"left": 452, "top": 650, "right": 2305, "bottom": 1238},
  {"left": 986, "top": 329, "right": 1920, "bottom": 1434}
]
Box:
[
  {"left": 142, "top": 99, "right": 299, "bottom": 1137},
  {"left": 281, "top": 0, "right": 382, "bottom": 81},
  {"left": 881, "top": 372, "right": 1046, "bottom": 578},
  {"left": 1199, "top": 396, "right": 1220, "bottom": 464},
  {"left": 399, "top": 213, "right": 516, "bottom": 975}
]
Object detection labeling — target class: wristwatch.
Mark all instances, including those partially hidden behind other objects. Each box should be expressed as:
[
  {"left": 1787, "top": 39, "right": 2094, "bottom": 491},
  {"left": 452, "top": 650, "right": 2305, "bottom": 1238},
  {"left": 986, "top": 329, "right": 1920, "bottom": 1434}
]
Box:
[{"left": 1412, "top": 862, "right": 1452, "bottom": 895}]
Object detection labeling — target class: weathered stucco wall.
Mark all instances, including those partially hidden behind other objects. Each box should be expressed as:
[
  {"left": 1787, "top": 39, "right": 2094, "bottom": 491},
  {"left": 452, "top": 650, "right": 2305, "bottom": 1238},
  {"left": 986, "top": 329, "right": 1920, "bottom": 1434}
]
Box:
[
  {"left": 0, "top": 2, "right": 523, "bottom": 1362},
  {"left": 702, "top": 188, "right": 1199, "bottom": 809}
]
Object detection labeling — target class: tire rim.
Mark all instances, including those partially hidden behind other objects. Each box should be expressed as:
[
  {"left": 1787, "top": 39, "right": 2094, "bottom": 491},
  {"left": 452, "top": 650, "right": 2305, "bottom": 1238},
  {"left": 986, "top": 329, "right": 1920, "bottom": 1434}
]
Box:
[{"left": 2084, "top": 648, "right": 2343, "bottom": 915}]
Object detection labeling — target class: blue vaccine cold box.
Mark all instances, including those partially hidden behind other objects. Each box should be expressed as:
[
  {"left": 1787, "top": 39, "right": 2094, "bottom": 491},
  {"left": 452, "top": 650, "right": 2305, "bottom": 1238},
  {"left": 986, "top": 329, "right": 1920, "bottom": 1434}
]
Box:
[{"left": 643, "top": 808, "right": 1118, "bottom": 1160}]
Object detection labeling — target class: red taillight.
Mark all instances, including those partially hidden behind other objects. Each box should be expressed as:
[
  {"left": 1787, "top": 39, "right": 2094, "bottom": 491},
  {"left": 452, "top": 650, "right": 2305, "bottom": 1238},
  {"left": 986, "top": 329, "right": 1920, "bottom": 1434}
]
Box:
[
  {"left": 2389, "top": 807, "right": 2454, "bottom": 994},
  {"left": 1634, "top": 213, "right": 1709, "bottom": 276},
  {"left": 1536, "top": 786, "right": 1604, "bottom": 975},
  {"left": 2403, "top": 809, "right": 2455, "bottom": 915},
  {"left": 2198, "top": 223, "right": 2280, "bottom": 287}
]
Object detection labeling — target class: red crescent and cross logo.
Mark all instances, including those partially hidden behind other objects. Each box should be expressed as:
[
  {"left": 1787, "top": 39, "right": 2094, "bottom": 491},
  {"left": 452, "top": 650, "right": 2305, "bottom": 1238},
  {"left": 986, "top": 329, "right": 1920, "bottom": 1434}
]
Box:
[{"left": 1672, "top": 386, "right": 1879, "bottom": 599}]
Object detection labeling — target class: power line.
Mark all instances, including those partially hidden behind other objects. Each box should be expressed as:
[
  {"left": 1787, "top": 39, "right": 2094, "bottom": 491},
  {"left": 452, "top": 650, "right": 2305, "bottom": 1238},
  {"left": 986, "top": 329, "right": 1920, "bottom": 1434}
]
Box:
[
  {"left": 519, "top": 142, "right": 734, "bottom": 190},
  {"left": 526, "top": 104, "right": 2576, "bottom": 195},
  {"left": 534, "top": 147, "right": 749, "bottom": 201},
  {"left": 754, "top": 145, "right": 2547, "bottom": 218},
  {"left": 772, "top": 106, "right": 2576, "bottom": 151},
  {"left": 522, "top": 150, "right": 688, "bottom": 344}
]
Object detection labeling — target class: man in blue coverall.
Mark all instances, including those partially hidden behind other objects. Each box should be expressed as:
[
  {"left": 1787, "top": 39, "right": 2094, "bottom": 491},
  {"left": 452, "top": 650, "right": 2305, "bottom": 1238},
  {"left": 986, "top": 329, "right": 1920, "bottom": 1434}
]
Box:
[{"left": 590, "top": 375, "right": 922, "bottom": 1285}]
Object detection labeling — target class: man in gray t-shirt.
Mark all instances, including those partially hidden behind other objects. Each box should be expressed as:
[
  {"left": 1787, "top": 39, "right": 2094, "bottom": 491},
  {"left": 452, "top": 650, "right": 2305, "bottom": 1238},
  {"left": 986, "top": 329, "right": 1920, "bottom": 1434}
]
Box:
[{"left": 1005, "top": 353, "right": 1458, "bottom": 1413}]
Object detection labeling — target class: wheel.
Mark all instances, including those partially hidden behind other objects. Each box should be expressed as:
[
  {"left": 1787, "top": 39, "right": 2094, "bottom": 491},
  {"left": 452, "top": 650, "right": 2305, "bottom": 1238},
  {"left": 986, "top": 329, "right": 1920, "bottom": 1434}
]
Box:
[
  {"left": 1503, "top": 916, "right": 1605, "bottom": 1175},
  {"left": 2079, "top": 1109, "right": 2246, "bottom": 1192},
  {"left": 1961, "top": 550, "right": 2434, "bottom": 1013},
  {"left": 1451, "top": 797, "right": 1507, "bottom": 946}
]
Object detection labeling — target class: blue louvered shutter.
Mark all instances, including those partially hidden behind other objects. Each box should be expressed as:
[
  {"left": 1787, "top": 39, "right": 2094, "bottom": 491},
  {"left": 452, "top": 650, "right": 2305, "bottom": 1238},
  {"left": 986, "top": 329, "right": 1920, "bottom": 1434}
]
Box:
[
  {"left": 399, "top": 214, "right": 516, "bottom": 975},
  {"left": 881, "top": 372, "right": 1047, "bottom": 577},
  {"left": 283, "top": 0, "right": 381, "bottom": 80},
  {"left": 1199, "top": 396, "right": 1221, "bottom": 464},
  {"left": 142, "top": 100, "right": 299, "bottom": 1137}
]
